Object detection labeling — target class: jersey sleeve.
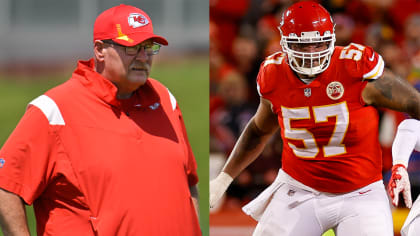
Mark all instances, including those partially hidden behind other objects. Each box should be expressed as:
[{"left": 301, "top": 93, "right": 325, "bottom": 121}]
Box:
[
  {"left": 0, "top": 104, "right": 57, "bottom": 204},
  {"left": 361, "top": 45, "right": 385, "bottom": 80},
  {"left": 256, "top": 52, "right": 284, "bottom": 98},
  {"left": 340, "top": 43, "right": 385, "bottom": 81}
]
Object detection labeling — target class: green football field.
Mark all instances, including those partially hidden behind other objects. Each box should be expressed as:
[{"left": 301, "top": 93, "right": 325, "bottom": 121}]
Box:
[{"left": 0, "top": 56, "right": 209, "bottom": 235}]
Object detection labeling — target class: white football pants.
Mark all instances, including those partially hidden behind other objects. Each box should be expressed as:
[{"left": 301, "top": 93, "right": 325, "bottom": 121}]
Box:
[
  {"left": 244, "top": 170, "right": 393, "bottom": 236},
  {"left": 402, "top": 195, "right": 420, "bottom": 236}
]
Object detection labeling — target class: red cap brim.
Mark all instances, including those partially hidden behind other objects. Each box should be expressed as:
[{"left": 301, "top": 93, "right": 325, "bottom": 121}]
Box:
[{"left": 112, "top": 32, "right": 168, "bottom": 46}]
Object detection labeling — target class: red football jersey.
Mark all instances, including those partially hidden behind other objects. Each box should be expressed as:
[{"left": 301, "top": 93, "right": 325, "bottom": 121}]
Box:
[{"left": 257, "top": 43, "right": 385, "bottom": 193}]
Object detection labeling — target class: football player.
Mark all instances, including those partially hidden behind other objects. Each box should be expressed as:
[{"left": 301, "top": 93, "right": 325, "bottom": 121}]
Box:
[{"left": 210, "top": 1, "right": 420, "bottom": 236}]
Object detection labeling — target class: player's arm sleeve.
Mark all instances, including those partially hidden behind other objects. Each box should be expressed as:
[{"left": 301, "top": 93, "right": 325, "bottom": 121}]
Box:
[
  {"left": 256, "top": 69, "right": 265, "bottom": 98},
  {"left": 339, "top": 44, "right": 384, "bottom": 81},
  {"left": 0, "top": 105, "right": 56, "bottom": 205},
  {"left": 256, "top": 56, "right": 278, "bottom": 100},
  {"left": 361, "top": 46, "right": 385, "bottom": 81},
  {"left": 339, "top": 43, "right": 384, "bottom": 82},
  {"left": 392, "top": 119, "right": 420, "bottom": 167}
]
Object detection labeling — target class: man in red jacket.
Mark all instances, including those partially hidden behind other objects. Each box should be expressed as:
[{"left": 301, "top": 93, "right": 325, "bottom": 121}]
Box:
[{"left": 0, "top": 4, "right": 201, "bottom": 236}]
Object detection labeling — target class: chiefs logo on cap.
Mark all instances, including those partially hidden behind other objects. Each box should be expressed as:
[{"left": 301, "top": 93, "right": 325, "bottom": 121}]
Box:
[
  {"left": 128, "top": 13, "right": 149, "bottom": 28},
  {"left": 326, "top": 81, "right": 344, "bottom": 100}
]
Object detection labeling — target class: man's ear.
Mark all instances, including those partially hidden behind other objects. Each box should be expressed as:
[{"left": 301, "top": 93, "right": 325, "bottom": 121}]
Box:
[{"left": 94, "top": 40, "right": 106, "bottom": 62}]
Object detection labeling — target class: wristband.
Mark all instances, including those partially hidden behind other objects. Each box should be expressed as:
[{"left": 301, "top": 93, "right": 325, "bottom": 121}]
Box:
[{"left": 214, "top": 172, "right": 233, "bottom": 189}]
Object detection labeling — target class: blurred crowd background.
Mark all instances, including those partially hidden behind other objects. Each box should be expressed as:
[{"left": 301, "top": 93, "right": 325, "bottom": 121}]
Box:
[{"left": 209, "top": 0, "right": 420, "bottom": 219}]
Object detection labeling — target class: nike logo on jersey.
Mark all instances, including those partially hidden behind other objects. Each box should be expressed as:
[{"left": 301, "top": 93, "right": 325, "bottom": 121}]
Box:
[
  {"left": 358, "top": 189, "right": 372, "bottom": 195},
  {"left": 369, "top": 53, "right": 375, "bottom": 61}
]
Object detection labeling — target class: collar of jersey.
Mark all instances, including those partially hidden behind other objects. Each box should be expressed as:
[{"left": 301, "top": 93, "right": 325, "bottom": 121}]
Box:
[{"left": 72, "top": 59, "right": 160, "bottom": 108}]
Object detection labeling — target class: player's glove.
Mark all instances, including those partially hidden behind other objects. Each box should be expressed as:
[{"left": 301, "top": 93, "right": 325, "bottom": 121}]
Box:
[
  {"left": 388, "top": 164, "right": 412, "bottom": 208},
  {"left": 210, "top": 172, "right": 233, "bottom": 208}
]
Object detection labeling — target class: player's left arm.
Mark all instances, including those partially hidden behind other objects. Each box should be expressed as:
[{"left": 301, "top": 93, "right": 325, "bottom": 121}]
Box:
[
  {"left": 362, "top": 69, "right": 420, "bottom": 208},
  {"left": 189, "top": 185, "right": 199, "bottom": 217},
  {"left": 362, "top": 68, "right": 420, "bottom": 119}
]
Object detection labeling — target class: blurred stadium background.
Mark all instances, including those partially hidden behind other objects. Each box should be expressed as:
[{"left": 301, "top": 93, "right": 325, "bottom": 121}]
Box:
[
  {"left": 210, "top": 0, "right": 420, "bottom": 235},
  {"left": 0, "top": 0, "right": 209, "bottom": 235}
]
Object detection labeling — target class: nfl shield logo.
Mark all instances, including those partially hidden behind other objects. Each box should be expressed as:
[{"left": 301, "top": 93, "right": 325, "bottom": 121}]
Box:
[{"left": 304, "top": 88, "right": 311, "bottom": 97}]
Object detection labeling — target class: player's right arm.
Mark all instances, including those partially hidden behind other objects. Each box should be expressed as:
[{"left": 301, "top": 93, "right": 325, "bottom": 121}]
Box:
[
  {"left": 210, "top": 97, "right": 279, "bottom": 207},
  {"left": 0, "top": 188, "right": 30, "bottom": 236},
  {"left": 222, "top": 98, "right": 279, "bottom": 177}
]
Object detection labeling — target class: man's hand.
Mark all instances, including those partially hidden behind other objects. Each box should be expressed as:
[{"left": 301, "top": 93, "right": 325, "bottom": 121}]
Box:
[
  {"left": 210, "top": 172, "right": 233, "bottom": 208},
  {"left": 388, "top": 164, "right": 412, "bottom": 208}
]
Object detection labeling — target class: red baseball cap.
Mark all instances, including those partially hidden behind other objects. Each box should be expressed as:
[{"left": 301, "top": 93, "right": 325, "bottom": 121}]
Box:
[{"left": 93, "top": 4, "right": 168, "bottom": 46}]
